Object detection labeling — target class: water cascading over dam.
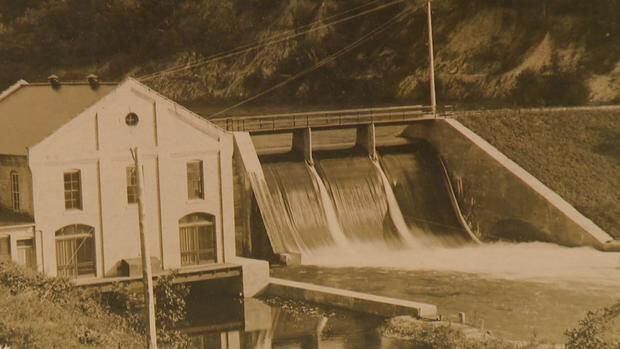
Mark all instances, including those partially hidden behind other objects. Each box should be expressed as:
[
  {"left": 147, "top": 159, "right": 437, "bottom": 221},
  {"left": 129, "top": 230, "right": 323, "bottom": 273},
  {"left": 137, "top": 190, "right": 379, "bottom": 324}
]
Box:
[
  {"left": 379, "top": 143, "right": 472, "bottom": 246},
  {"left": 250, "top": 140, "right": 475, "bottom": 259},
  {"left": 261, "top": 157, "right": 338, "bottom": 254},
  {"left": 315, "top": 155, "right": 399, "bottom": 244}
]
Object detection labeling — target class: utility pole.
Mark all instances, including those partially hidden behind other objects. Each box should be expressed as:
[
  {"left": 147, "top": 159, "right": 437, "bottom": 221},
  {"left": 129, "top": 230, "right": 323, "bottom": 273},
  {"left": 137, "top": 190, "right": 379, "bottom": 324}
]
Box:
[
  {"left": 131, "top": 147, "right": 158, "bottom": 349},
  {"left": 427, "top": 0, "right": 437, "bottom": 116}
]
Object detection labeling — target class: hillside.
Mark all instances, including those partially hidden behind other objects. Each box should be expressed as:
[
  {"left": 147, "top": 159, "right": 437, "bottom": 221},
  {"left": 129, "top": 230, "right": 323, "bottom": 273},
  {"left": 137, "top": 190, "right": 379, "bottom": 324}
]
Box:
[{"left": 0, "top": 0, "right": 618, "bottom": 108}]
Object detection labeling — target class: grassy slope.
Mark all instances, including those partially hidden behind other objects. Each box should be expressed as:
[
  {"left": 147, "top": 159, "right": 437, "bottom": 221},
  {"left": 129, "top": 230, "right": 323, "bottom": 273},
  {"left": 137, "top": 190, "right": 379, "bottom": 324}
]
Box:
[
  {"left": 457, "top": 108, "right": 620, "bottom": 239},
  {"left": 0, "top": 263, "right": 142, "bottom": 348}
]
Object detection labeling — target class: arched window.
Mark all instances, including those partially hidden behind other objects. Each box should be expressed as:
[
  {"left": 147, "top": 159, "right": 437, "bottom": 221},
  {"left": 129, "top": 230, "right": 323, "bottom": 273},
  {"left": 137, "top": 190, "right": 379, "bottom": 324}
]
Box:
[
  {"left": 10, "top": 171, "right": 20, "bottom": 211},
  {"left": 179, "top": 213, "right": 216, "bottom": 266},
  {"left": 55, "top": 224, "right": 95, "bottom": 278}
]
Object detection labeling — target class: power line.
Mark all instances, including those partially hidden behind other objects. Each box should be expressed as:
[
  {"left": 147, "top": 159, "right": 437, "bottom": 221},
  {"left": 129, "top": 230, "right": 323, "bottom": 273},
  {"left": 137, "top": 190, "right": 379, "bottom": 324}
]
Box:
[
  {"left": 137, "top": 0, "right": 399, "bottom": 81},
  {"left": 207, "top": 9, "right": 412, "bottom": 119},
  {"left": 137, "top": 0, "right": 405, "bottom": 81}
]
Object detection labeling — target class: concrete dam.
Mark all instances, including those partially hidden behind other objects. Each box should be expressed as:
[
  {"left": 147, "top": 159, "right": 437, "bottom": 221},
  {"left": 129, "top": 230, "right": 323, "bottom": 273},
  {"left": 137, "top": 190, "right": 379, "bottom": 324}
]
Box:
[
  {"left": 220, "top": 106, "right": 617, "bottom": 261},
  {"left": 256, "top": 141, "right": 475, "bottom": 259}
]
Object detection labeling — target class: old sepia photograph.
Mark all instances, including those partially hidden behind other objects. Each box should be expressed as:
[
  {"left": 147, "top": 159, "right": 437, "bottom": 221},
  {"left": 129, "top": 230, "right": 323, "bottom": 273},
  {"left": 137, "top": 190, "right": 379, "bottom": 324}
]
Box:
[{"left": 0, "top": 0, "right": 618, "bottom": 348}]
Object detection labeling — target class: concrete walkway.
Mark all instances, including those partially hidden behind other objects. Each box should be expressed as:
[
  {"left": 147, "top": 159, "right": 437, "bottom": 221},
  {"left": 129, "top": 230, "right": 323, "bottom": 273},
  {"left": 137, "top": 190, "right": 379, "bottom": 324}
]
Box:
[{"left": 266, "top": 277, "right": 437, "bottom": 319}]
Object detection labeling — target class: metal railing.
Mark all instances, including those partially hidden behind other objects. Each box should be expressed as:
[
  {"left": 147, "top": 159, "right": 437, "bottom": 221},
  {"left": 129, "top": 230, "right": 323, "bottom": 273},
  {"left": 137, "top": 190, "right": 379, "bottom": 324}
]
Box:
[{"left": 212, "top": 105, "right": 452, "bottom": 132}]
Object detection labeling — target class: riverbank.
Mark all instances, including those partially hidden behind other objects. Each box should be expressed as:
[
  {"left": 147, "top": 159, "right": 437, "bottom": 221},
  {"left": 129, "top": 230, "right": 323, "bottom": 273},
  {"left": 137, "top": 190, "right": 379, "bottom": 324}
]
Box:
[
  {"left": 0, "top": 262, "right": 142, "bottom": 348},
  {"left": 259, "top": 295, "right": 545, "bottom": 348},
  {"left": 0, "top": 261, "right": 195, "bottom": 348},
  {"left": 271, "top": 255, "right": 619, "bottom": 343}
]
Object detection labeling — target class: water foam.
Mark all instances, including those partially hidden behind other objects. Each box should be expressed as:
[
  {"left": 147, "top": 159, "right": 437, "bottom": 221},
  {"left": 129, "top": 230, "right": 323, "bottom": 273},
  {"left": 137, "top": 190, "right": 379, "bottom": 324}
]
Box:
[{"left": 302, "top": 241, "right": 620, "bottom": 286}]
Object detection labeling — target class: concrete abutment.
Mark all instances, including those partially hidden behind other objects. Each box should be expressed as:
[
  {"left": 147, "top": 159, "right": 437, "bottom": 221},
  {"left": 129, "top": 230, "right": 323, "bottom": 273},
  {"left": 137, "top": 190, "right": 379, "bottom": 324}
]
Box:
[{"left": 403, "top": 118, "right": 615, "bottom": 250}]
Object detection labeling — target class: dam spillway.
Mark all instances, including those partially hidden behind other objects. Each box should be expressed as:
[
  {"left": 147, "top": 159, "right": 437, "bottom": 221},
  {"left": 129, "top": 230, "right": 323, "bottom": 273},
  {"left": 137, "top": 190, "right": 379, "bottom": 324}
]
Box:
[
  {"left": 239, "top": 131, "right": 476, "bottom": 260},
  {"left": 261, "top": 158, "right": 334, "bottom": 253},
  {"left": 315, "top": 154, "right": 397, "bottom": 244},
  {"left": 379, "top": 144, "right": 471, "bottom": 246}
]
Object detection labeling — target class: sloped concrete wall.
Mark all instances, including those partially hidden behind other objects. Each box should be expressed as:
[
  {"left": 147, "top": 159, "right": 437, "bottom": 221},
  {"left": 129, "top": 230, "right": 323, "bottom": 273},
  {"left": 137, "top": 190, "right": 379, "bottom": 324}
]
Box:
[
  {"left": 265, "top": 278, "right": 437, "bottom": 319},
  {"left": 404, "top": 119, "right": 613, "bottom": 249}
]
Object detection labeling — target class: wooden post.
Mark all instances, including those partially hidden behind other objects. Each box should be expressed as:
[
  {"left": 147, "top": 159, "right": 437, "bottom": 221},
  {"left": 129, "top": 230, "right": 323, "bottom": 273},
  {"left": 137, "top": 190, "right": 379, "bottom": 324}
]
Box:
[
  {"left": 131, "top": 147, "right": 158, "bottom": 349},
  {"left": 427, "top": 0, "right": 437, "bottom": 116}
]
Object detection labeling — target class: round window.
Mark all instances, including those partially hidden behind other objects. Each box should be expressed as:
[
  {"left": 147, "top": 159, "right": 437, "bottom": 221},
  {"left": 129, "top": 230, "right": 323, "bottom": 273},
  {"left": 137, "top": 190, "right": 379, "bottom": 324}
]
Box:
[{"left": 125, "top": 112, "right": 139, "bottom": 126}]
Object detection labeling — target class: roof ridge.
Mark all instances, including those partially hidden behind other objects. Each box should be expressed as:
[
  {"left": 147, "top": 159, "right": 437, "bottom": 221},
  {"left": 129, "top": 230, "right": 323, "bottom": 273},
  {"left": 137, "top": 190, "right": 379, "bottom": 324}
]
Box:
[
  {"left": 26, "top": 82, "right": 118, "bottom": 86},
  {"left": 0, "top": 79, "right": 28, "bottom": 103}
]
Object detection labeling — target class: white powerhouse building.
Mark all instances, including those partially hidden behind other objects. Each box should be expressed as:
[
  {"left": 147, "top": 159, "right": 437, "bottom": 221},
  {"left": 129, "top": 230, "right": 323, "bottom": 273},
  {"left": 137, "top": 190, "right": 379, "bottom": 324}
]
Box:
[{"left": 0, "top": 76, "right": 266, "bottom": 295}]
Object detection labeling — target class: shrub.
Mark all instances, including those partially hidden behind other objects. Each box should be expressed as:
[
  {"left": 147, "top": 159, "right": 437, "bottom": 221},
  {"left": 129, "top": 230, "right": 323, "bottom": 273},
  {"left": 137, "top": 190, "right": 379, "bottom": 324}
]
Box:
[
  {"left": 383, "top": 317, "right": 539, "bottom": 349},
  {"left": 0, "top": 260, "right": 73, "bottom": 304},
  {"left": 565, "top": 302, "right": 620, "bottom": 349},
  {"left": 510, "top": 68, "right": 590, "bottom": 107},
  {"left": 0, "top": 262, "right": 142, "bottom": 347},
  {"left": 98, "top": 271, "right": 191, "bottom": 348}
]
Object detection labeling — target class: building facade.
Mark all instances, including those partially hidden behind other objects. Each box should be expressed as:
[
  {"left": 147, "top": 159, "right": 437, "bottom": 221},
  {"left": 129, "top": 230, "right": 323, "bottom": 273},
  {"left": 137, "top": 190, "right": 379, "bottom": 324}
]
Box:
[{"left": 0, "top": 77, "right": 241, "bottom": 280}]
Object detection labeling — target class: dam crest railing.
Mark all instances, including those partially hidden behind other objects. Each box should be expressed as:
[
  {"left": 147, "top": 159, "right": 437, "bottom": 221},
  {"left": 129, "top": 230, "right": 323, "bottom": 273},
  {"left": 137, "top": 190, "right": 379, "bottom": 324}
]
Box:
[{"left": 213, "top": 105, "right": 453, "bottom": 132}]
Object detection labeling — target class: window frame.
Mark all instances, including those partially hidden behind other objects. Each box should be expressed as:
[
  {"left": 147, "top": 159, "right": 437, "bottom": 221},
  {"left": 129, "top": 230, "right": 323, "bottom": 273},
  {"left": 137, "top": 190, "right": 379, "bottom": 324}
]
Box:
[
  {"left": 0, "top": 236, "right": 10, "bottom": 263},
  {"left": 178, "top": 213, "right": 216, "bottom": 266},
  {"left": 186, "top": 160, "right": 205, "bottom": 200},
  {"left": 17, "top": 239, "right": 36, "bottom": 269},
  {"left": 64, "top": 170, "right": 83, "bottom": 210},
  {"left": 10, "top": 171, "right": 20, "bottom": 212},
  {"left": 126, "top": 166, "right": 138, "bottom": 204}
]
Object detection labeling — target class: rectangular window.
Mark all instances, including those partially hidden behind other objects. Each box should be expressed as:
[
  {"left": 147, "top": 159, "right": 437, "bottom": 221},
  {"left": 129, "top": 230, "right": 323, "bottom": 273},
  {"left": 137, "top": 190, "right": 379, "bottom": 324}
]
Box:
[
  {"left": 126, "top": 167, "right": 137, "bottom": 204},
  {"left": 17, "top": 239, "right": 36, "bottom": 269},
  {"left": 0, "top": 236, "right": 10, "bottom": 262},
  {"left": 64, "top": 170, "right": 82, "bottom": 210},
  {"left": 10, "top": 171, "right": 20, "bottom": 211},
  {"left": 186, "top": 161, "right": 204, "bottom": 200}
]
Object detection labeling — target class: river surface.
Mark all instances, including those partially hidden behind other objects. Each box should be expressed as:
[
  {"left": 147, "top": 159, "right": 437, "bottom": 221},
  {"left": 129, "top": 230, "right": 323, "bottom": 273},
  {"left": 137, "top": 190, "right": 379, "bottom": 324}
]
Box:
[
  {"left": 273, "top": 242, "right": 620, "bottom": 343},
  {"left": 181, "top": 242, "right": 619, "bottom": 347},
  {"left": 182, "top": 297, "right": 411, "bottom": 348}
]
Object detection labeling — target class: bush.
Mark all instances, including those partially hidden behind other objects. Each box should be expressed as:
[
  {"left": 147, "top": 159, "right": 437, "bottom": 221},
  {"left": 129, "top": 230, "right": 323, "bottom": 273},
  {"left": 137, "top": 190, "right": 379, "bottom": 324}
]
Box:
[
  {"left": 565, "top": 302, "right": 620, "bottom": 349},
  {"left": 0, "top": 262, "right": 142, "bottom": 347},
  {"left": 98, "top": 271, "right": 191, "bottom": 348},
  {"left": 0, "top": 260, "right": 73, "bottom": 304},
  {"left": 383, "top": 316, "right": 539, "bottom": 349},
  {"left": 0, "top": 261, "right": 192, "bottom": 347},
  {"left": 510, "top": 68, "right": 590, "bottom": 107}
]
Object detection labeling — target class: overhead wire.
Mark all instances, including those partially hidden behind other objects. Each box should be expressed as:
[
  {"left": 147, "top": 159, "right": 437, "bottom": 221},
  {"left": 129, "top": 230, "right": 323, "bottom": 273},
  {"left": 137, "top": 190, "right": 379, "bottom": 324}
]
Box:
[
  {"left": 137, "top": 0, "right": 405, "bottom": 81},
  {"left": 206, "top": 8, "right": 413, "bottom": 119},
  {"left": 137, "top": 0, "right": 398, "bottom": 81}
]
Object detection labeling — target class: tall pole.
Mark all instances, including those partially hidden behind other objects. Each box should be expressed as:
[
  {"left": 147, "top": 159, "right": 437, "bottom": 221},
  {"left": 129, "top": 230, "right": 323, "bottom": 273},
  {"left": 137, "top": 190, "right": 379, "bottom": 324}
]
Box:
[
  {"left": 427, "top": 0, "right": 437, "bottom": 116},
  {"left": 131, "top": 147, "right": 158, "bottom": 349}
]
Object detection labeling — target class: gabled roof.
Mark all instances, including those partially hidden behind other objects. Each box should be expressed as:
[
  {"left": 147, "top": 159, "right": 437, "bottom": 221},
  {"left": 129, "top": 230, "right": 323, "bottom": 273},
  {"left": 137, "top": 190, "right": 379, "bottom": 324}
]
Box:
[{"left": 0, "top": 81, "right": 117, "bottom": 155}]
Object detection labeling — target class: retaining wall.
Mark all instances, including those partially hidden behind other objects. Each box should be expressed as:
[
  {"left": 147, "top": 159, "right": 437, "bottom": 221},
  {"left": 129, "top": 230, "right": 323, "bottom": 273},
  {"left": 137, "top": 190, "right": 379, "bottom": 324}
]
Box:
[
  {"left": 404, "top": 119, "right": 615, "bottom": 249},
  {"left": 265, "top": 277, "right": 437, "bottom": 319}
]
